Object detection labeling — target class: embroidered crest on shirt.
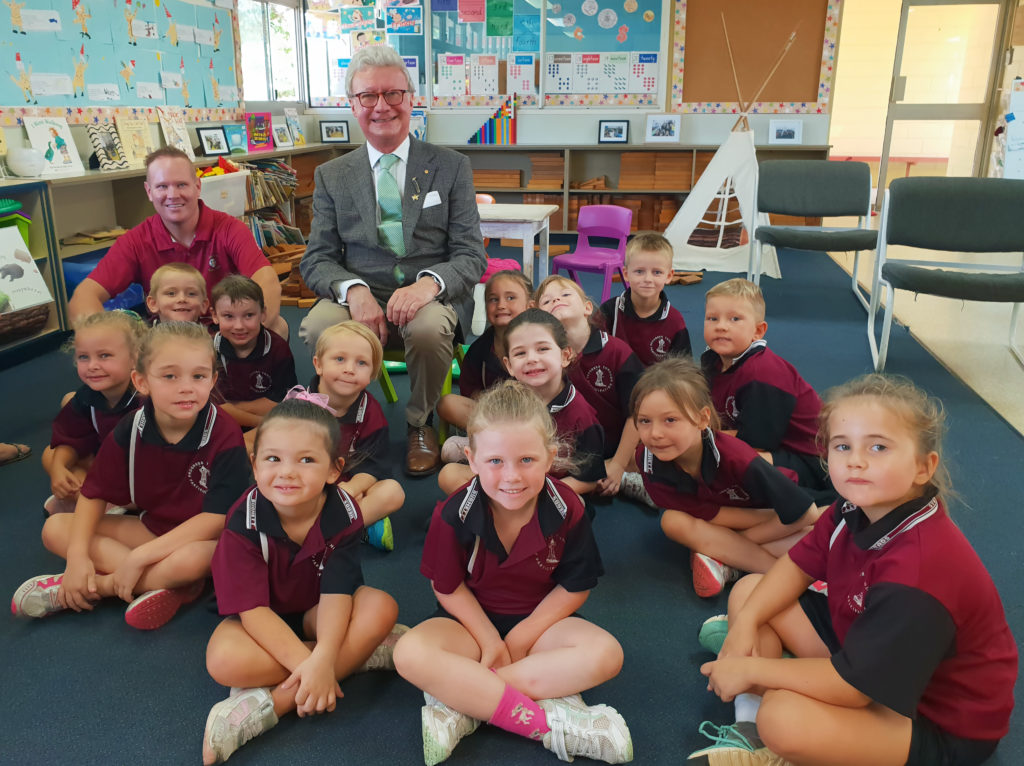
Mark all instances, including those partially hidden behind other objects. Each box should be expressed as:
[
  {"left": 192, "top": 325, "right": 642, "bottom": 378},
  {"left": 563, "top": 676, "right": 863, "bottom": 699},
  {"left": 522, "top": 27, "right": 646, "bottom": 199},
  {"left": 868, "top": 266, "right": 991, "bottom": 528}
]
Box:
[
  {"left": 188, "top": 460, "right": 212, "bottom": 493},
  {"left": 725, "top": 396, "right": 740, "bottom": 421},
  {"left": 534, "top": 535, "right": 563, "bottom": 572},
  {"left": 650, "top": 335, "right": 670, "bottom": 360},
  {"left": 250, "top": 370, "right": 271, "bottom": 393},
  {"left": 720, "top": 485, "right": 749, "bottom": 503},
  {"left": 587, "top": 364, "right": 614, "bottom": 392},
  {"left": 847, "top": 573, "right": 869, "bottom": 615}
]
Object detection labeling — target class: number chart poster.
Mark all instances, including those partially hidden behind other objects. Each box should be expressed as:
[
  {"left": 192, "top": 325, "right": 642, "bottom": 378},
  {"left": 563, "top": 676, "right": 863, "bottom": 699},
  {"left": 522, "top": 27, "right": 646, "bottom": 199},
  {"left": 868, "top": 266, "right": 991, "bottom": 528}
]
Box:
[{"left": 0, "top": 0, "right": 241, "bottom": 125}]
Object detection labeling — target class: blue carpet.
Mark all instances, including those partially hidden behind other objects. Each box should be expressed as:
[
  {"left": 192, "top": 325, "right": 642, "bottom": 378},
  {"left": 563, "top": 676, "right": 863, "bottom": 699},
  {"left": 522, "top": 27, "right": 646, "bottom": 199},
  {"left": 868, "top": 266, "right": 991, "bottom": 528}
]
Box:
[{"left": 0, "top": 246, "right": 1020, "bottom": 765}]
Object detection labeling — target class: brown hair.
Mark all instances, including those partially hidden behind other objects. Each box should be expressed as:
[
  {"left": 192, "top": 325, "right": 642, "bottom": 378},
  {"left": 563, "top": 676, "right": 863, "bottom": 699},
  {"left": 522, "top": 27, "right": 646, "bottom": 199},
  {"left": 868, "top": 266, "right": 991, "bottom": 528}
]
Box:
[
  {"left": 629, "top": 355, "right": 721, "bottom": 430},
  {"left": 705, "top": 278, "right": 766, "bottom": 323},
  {"left": 71, "top": 310, "right": 148, "bottom": 362},
  {"left": 625, "top": 231, "right": 674, "bottom": 269},
  {"left": 136, "top": 320, "right": 215, "bottom": 374},
  {"left": 818, "top": 374, "right": 952, "bottom": 501},
  {"left": 148, "top": 262, "right": 206, "bottom": 298},
  {"left": 485, "top": 269, "right": 533, "bottom": 304},
  {"left": 314, "top": 320, "right": 384, "bottom": 379},
  {"left": 210, "top": 274, "right": 265, "bottom": 311},
  {"left": 253, "top": 397, "right": 344, "bottom": 467},
  {"left": 504, "top": 307, "right": 571, "bottom": 358}
]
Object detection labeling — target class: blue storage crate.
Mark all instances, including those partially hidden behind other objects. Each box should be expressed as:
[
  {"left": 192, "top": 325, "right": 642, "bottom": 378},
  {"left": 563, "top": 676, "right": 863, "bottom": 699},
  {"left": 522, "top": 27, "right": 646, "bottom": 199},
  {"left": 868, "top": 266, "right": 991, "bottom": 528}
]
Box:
[{"left": 62, "top": 251, "right": 145, "bottom": 312}]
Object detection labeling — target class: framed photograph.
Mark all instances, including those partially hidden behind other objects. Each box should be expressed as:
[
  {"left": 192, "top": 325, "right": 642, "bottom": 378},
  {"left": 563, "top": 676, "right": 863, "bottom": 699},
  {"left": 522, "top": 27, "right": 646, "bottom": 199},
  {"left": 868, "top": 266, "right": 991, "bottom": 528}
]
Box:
[
  {"left": 272, "top": 123, "right": 293, "bottom": 148},
  {"left": 644, "top": 114, "right": 681, "bottom": 144},
  {"left": 86, "top": 123, "right": 130, "bottom": 171},
  {"left": 598, "top": 119, "right": 629, "bottom": 144},
  {"left": 769, "top": 119, "right": 803, "bottom": 145},
  {"left": 197, "top": 126, "right": 230, "bottom": 157},
  {"left": 320, "top": 120, "right": 350, "bottom": 143}
]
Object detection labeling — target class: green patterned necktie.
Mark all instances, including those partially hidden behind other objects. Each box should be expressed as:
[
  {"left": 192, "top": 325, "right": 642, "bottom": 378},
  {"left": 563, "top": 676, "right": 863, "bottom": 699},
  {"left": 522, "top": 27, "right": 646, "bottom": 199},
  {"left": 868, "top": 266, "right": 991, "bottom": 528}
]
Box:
[{"left": 377, "top": 153, "right": 405, "bottom": 257}]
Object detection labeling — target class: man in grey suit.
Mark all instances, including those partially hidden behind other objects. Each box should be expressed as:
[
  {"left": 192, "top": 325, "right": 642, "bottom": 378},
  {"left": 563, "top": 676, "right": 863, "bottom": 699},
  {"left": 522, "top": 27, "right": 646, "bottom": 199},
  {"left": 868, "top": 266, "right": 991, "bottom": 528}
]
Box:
[{"left": 300, "top": 45, "right": 487, "bottom": 476}]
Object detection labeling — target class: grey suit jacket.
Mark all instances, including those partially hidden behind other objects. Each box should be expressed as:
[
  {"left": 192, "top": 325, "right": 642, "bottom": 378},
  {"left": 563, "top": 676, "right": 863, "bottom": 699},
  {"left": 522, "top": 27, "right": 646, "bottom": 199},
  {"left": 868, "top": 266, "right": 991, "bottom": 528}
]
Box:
[{"left": 300, "top": 138, "right": 487, "bottom": 334}]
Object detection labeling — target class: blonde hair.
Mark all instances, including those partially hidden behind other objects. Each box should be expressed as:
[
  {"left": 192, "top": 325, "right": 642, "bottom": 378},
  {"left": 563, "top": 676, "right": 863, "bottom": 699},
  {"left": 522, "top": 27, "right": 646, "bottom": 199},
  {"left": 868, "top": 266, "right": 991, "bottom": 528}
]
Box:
[
  {"left": 314, "top": 321, "right": 384, "bottom": 378},
  {"left": 485, "top": 269, "right": 532, "bottom": 302},
  {"left": 818, "top": 374, "right": 952, "bottom": 501},
  {"left": 534, "top": 275, "right": 590, "bottom": 309},
  {"left": 148, "top": 262, "right": 206, "bottom": 298},
  {"left": 137, "top": 320, "right": 215, "bottom": 374},
  {"left": 705, "top": 278, "right": 766, "bottom": 323},
  {"left": 70, "top": 310, "right": 148, "bottom": 362},
  {"left": 625, "top": 231, "right": 674, "bottom": 269},
  {"left": 629, "top": 356, "right": 721, "bottom": 431}
]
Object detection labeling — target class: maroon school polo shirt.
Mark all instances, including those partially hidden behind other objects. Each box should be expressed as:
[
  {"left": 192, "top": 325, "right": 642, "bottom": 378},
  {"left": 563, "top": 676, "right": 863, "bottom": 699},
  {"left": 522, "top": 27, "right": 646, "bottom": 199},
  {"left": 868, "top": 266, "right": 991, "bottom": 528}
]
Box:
[
  {"left": 599, "top": 289, "right": 692, "bottom": 366},
  {"left": 87, "top": 201, "right": 269, "bottom": 307},
  {"left": 422, "top": 475, "right": 604, "bottom": 615},
  {"left": 50, "top": 385, "right": 140, "bottom": 457},
  {"left": 308, "top": 378, "right": 391, "bottom": 481},
  {"left": 789, "top": 494, "right": 1017, "bottom": 741},
  {"left": 80, "top": 401, "right": 251, "bottom": 536},
  {"left": 548, "top": 383, "right": 606, "bottom": 483},
  {"left": 459, "top": 327, "right": 512, "bottom": 400},
  {"left": 214, "top": 327, "right": 297, "bottom": 403},
  {"left": 212, "top": 485, "right": 365, "bottom": 617},
  {"left": 702, "top": 340, "right": 821, "bottom": 458},
  {"left": 568, "top": 327, "right": 644, "bottom": 452},
  {"left": 636, "top": 429, "right": 811, "bottom": 523}
]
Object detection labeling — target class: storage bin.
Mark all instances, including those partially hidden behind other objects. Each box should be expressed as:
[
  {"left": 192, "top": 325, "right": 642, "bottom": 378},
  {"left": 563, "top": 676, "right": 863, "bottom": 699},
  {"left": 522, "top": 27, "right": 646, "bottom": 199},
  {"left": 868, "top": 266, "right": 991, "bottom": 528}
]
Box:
[
  {"left": 62, "top": 252, "right": 145, "bottom": 311},
  {"left": 199, "top": 170, "right": 250, "bottom": 218}
]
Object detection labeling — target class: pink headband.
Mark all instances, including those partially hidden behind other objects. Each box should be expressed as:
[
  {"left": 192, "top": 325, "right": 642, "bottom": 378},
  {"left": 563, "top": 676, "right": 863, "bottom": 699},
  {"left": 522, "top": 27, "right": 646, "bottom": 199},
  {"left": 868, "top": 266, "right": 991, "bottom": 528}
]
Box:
[{"left": 283, "top": 385, "right": 337, "bottom": 416}]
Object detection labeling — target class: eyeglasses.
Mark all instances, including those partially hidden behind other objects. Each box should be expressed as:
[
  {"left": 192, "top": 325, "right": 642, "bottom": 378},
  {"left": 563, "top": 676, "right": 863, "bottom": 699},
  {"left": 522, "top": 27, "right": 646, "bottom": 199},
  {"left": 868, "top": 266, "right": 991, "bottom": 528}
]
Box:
[{"left": 352, "top": 89, "right": 410, "bottom": 108}]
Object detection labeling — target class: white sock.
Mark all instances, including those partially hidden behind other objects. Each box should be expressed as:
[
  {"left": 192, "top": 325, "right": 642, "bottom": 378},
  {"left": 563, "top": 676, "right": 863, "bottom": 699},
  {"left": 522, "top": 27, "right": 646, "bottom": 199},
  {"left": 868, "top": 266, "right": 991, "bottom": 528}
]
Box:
[{"left": 734, "top": 693, "right": 762, "bottom": 723}]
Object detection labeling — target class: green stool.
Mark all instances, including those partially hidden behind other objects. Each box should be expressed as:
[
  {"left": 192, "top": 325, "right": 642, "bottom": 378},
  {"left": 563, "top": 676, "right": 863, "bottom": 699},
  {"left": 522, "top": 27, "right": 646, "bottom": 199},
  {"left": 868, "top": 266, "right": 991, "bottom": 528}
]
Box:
[{"left": 377, "top": 344, "right": 468, "bottom": 442}]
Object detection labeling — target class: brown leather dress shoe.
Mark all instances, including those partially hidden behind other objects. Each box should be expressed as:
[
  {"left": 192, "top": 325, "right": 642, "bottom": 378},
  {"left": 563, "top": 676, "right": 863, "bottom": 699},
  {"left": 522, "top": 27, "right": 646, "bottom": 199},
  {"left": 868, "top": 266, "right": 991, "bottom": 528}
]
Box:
[{"left": 406, "top": 424, "right": 440, "bottom": 476}]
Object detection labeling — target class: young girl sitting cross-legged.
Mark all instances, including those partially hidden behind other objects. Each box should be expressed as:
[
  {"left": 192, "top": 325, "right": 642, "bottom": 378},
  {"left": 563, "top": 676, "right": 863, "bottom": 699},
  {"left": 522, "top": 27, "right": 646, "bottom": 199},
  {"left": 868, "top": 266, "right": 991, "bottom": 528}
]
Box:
[
  {"left": 202, "top": 394, "right": 401, "bottom": 764},
  {"left": 13, "top": 321, "right": 252, "bottom": 629},
  {"left": 394, "top": 380, "right": 632, "bottom": 765},
  {"left": 690, "top": 374, "right": 1017, "bottom": 766}
]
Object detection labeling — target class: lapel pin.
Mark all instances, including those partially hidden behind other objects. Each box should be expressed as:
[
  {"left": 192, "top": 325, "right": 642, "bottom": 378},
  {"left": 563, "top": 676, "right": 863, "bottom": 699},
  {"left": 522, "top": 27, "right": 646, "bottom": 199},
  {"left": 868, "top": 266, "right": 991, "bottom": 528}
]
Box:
[{"left": 411, "top": 176, "right": 421, "bottom": 201}]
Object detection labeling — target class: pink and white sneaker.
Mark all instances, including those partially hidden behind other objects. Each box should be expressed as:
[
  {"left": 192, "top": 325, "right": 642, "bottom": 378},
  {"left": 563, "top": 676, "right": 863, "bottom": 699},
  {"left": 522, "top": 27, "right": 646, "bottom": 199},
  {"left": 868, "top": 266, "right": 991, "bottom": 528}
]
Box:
[
  {"left": 11, "top": 574, "right": 66, "bottom": 618},
  {"left": 690, "top": 552, "right": 740, "bottom": 598},
  {"left": 124, "top": 580, "right": 206, "bottom": 630}
]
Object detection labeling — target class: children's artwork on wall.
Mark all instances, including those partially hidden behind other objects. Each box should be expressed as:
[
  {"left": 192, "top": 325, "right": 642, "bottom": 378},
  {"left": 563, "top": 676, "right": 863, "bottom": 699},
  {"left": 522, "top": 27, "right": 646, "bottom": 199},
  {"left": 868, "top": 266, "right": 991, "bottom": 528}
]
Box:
[
  {"left": 271, "top": 122, "right": 292, "bottom": 148},
  {"left": 222, "top": 123, "right": 247, "bottom": 154},
  {"left": 246, "top": 112, "right": 272, "bottom": 152},
  {"left": 0, "top": 0, "right": 242, "bottom": 123},
  {"left": 157, "top": 105, "right": 195, "bottom": 160},
  {"left": 115, "top": 116, "right": 155, "bottom": 167},
  {"left": 24, "top": 116, "right": 84, "bottom": 175},
  {"left": 283, "top": 107, "right": 305, "bottom": 146},
  {"left": 0, "top": 228, "right": 53, "bottom": 314},
  {"left": 87, "top": 123, "right": 130, "bottom": 170}
]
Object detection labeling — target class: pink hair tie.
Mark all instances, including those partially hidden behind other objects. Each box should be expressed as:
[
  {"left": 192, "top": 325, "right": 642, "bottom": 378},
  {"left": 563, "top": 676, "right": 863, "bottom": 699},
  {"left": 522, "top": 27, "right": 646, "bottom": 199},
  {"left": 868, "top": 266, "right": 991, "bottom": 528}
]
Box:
[{"left": 283, "top": 385, "right": 337, "bottom": 416}]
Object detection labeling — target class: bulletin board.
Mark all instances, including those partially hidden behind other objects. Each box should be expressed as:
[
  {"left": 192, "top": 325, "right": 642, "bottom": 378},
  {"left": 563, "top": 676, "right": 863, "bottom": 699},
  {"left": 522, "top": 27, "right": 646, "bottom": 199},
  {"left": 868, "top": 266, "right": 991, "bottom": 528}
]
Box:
[
  {"left": 671, "top": 0, "right": 839, "bottom": 115},
  {"left": 0, "top": 0, "right": 242, "bottom": 126}
]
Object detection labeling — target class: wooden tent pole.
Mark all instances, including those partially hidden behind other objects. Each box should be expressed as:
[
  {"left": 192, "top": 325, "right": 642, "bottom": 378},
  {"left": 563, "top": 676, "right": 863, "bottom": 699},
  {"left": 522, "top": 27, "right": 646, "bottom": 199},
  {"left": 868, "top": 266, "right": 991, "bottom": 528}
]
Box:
[
  {"left": 721, "top": 13, "right": 750, "bottom": 132},
  {"left": 731, "top": 24, "right": 800, "bottom": 131}
]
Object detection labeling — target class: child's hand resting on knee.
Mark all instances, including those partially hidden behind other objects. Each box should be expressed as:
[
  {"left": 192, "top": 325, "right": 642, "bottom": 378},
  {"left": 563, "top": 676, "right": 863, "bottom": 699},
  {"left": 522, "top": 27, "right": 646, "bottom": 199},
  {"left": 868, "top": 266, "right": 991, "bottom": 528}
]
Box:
[
  {"left": 283, "top": 652, "right": 343, "bottom": 717},
  {"left": 700, "top": 656, "right": 751, "bottom": 703},
  {"left": 59, "top": 557, "right": 99, "bottom": 612}
]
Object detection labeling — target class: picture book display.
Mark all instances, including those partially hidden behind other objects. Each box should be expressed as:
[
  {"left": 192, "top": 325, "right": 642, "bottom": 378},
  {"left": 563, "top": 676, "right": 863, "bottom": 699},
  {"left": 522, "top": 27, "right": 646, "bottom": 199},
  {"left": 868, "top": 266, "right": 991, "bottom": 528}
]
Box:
[
  {"left": 283, "top": 108, "right": 306, "bottom": 146},
  {"left": 223, "top": 124, "right": 248, "bottom": 155},
  {"left": 116, "top": 117, "right": 157, "bottom": 167},
  {"left": 23, "top": 117, "right": 84, "bottom": 176},
  {"left": 87, "top": 124, "right": 130, "bottom": 171},
  {"left": 0, "top": 227, "right": 54, "bottom": 314},
  {"left": 157, "top": 107, "right": 196, "bottom": 160},
  {"left": 246, "top": 112, "right": 272, "bottom": 153}
]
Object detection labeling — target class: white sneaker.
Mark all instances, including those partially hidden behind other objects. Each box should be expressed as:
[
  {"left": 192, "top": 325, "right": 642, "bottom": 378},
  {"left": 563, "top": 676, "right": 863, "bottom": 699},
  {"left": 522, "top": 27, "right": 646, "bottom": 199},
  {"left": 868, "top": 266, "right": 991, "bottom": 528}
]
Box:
[
  {"left": 691, "top": 552, "right": 740, "bottom": 598},
  {"left": 10, "top": 574, "right": 65, "bottom": 618},
  {"left": 539, "top": 697, "right": 633, "bottom": 763},
  {"left": 421, "top": 696, "right": 480, "bottom": 766},
  {"left": 358, "top": 623, "right": 409, "bottom": 672},
  {"left": 618, "top": 472, "right": 658, "bottom": 509},
  {"left": 440, "top": 435, "right": 469, "bottom": 465},
  {"left": 202, "top": 687, "right": 278, "bottom": 764},
  {"left": 43, "top": 495, "right": 76, "bottom": 515}
]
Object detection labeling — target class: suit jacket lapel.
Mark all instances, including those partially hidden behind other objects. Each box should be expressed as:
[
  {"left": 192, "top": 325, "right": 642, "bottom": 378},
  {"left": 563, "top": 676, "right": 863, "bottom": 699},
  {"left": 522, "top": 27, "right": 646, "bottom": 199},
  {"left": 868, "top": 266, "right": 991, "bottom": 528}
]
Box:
[
  {"left": 349, "top": 145, "right": 378, "bottom": 244},
  {"left": 403, "top": 138, "right": 435, "bottom": 254}
]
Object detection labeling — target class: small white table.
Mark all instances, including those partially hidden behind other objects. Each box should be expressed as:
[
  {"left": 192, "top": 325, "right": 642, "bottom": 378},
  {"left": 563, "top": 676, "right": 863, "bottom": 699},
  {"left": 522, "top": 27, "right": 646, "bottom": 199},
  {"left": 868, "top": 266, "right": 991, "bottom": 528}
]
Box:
[{"left": 477, "top": 203, "right": 560, "bottom": 285}]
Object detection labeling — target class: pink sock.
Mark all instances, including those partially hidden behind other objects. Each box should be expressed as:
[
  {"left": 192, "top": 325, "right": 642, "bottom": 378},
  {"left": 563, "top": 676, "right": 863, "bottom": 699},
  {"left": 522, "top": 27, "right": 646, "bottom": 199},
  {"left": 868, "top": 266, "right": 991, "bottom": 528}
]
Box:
[{"left": 488, "top": 684, "right": 550, "bottom": 741}]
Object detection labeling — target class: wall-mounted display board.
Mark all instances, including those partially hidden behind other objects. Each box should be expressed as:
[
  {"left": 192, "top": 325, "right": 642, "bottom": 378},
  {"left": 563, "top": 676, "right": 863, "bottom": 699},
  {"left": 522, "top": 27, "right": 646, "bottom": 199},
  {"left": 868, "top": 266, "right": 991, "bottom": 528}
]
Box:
[
  {"left": 0, "top": 0, "right": 242, "bottom": 126},
  {"left": 671, "top": 0, "right": 838, "bottom": 115}
]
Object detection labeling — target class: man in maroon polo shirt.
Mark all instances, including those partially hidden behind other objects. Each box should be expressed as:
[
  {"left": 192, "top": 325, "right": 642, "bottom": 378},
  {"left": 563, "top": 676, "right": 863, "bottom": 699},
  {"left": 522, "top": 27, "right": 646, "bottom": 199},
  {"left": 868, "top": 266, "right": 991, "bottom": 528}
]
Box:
[{"left": 68, "top": 147, "right": 287, "bottom": 338}]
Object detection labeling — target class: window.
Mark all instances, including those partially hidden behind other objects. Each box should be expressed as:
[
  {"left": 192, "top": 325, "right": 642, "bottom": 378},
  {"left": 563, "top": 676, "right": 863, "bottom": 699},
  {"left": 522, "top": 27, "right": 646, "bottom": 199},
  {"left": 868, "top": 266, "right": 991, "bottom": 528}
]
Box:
[{"left": 239, "top": 0, "right": 302, "bottom": 102}]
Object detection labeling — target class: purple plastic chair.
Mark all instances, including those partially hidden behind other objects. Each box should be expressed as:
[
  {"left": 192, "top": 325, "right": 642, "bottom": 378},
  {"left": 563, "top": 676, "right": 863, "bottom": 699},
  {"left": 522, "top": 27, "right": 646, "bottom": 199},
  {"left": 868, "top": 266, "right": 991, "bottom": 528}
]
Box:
[{"left": 551, "top": 205, "right": 633, "bottom": 302}]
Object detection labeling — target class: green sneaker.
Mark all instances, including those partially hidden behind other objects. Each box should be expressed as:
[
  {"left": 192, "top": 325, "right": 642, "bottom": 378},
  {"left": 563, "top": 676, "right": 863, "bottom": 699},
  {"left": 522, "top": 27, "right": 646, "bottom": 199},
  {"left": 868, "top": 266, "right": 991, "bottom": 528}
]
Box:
[
  {"left": 687, "top": 721, "right": 788, "bottom": 765},
  {"left": 364, "top": 517, "right": 394, "bottom": 552},
  {"left": 421, "top": 696, "right": 480, "bottom": 766},
  {"left": 698, "top": 614, "right": 729, "bottom": 655}
]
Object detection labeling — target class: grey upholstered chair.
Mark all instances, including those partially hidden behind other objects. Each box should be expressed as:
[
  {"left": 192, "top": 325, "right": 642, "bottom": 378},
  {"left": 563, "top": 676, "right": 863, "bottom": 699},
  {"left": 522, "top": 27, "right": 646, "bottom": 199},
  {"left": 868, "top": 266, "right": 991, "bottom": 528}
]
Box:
[
  {"left": 867, "top": 176, "right": 1024, "bottom": 371},
  {"left": 750, "top": 160, "right": 877, "bottom": 311}
]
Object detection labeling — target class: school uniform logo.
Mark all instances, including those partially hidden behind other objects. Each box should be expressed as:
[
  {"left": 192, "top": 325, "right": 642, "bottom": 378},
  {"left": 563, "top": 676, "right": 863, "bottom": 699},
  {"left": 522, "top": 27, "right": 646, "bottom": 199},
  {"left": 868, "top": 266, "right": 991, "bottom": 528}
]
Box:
[
  {"left": 847, "top": 573, "right": 869, "bottom": 615},
  {"left": 188, "top": 460, "right": 212, "bottom": 493},
  {"left": 720, "top": 485, "right": 749, "bottom": 502},
  {"left": 250, "top": 370, "right": 272, "bottom": 393},
  {"left": 587, "top": 364, "right": 614, "bottom": 392},
  {"left": 725, "top": 396, "right": 740, "bottom": 420},
  {"left": 650, "top": 335, "right": 670, "bottom": 360},
  {"left": 534, "top": 535, "right": 564, "bottom": 572}
]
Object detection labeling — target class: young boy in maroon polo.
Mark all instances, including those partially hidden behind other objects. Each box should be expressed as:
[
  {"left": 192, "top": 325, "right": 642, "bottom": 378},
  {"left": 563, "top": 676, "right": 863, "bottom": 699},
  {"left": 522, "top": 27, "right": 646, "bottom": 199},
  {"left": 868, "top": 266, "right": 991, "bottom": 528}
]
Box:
[
  {"left": 210, "top": 276, "right": 297, "bottom": 439},
  {"left": 145, "top": 262, "right": 209, "bottom": 325},
  {"left": 702, "top": 278, "right": 831, "bottom": 498},
  {"left": 600, "top": 232, "right": 691, "bottom": 366}
]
